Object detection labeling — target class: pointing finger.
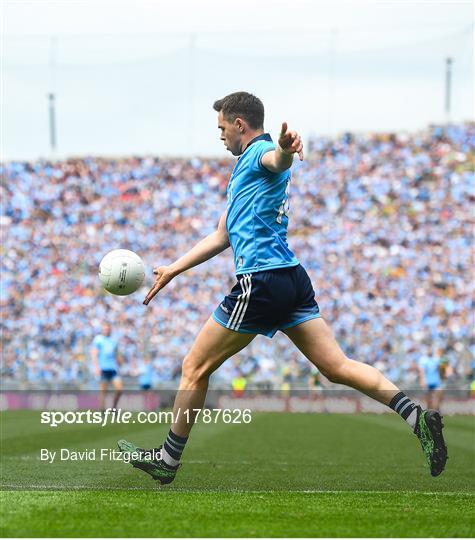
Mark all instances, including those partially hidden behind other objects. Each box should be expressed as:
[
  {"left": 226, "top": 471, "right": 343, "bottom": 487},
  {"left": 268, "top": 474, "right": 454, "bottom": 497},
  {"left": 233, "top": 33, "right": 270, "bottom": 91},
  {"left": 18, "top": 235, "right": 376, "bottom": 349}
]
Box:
[
  {"left": 280, "top": 122, "right": 288, "bottom": 137},
  {"left": 143, "top": 284, "right": 159, "bottom": 305}
]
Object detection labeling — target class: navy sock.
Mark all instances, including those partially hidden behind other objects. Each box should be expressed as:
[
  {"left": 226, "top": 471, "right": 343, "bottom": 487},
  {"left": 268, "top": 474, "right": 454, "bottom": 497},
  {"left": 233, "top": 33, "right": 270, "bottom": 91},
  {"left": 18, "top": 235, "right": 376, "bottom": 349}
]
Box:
[
  {"left": 389, "top": 391, "right": 419, "bottom": 428},
  {"left": 162, "top": 430, "right": 188, "bottom": 466}
]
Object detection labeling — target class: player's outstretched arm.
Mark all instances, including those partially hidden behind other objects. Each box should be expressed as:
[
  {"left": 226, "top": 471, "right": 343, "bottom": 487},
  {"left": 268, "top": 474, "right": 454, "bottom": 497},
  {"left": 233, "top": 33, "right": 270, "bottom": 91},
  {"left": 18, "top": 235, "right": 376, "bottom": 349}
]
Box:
[
  {"left": 143, "top": 211, "right": 229, "bottom": 305},
  {"left": 261, "top": 122, "right": 304, "bottom": 173}
]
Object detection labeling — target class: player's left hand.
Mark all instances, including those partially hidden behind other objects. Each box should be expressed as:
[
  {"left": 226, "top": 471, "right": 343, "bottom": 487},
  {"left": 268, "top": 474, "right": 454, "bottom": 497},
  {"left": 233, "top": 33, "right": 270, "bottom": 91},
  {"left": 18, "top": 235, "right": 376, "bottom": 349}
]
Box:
[
  {"left": 143, "top": 265, "right": 175, "bottom": 305},
  {"left": 278, "top": 122, "right": 304, "bottom": 161}
]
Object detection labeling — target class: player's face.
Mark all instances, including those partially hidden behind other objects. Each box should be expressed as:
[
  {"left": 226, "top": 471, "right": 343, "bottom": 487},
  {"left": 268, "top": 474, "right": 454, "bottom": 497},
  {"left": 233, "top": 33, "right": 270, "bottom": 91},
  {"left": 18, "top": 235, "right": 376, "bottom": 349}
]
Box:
[
  {"left": 102, "top": 324, "right": 111, "bottom": 336},
  {"left": 218, "top": 111, "right": 242, "bottom": 156}
]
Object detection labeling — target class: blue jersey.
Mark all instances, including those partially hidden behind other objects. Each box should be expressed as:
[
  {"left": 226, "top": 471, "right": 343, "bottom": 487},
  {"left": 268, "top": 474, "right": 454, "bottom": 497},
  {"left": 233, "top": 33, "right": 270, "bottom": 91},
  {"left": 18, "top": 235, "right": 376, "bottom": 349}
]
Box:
[
  {"left": 419, "top": 356, "right": 441, "bottom": 386},
  {"left": 226, "top": 133, "right": 299, "bottom": 275},
  {"left": 92, "top": 334, "right": 119, "bottom": 371}
]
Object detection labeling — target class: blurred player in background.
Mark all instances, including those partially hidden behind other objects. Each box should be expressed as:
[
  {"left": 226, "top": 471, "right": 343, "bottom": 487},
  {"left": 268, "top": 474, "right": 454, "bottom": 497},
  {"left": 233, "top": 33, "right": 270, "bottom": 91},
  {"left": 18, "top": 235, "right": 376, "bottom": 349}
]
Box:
[
  {"left": 308, "top": 368, "right": 322, "bottom": 396},
  {"left": 118, "top": 91, "right": 447, "bottom": 484},
  {"left": 231, "top": 371, "right": 247, "bottom": 397},
  {"left": 91, "top": 323, "right": 123, "bottom": 410},
  {"left": 418, "top": 348, "right": 453, "bottom": 410},
  {"left": 137, "top": 358, "right": 153, "bottom": 391}
]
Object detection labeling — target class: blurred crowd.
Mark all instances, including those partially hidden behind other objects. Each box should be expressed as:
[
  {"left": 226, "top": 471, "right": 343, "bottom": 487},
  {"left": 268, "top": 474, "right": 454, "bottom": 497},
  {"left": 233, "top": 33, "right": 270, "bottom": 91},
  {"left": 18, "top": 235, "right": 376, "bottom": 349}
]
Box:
[{"left": 1, "top": 123, "right": 474, "bottom": 390}]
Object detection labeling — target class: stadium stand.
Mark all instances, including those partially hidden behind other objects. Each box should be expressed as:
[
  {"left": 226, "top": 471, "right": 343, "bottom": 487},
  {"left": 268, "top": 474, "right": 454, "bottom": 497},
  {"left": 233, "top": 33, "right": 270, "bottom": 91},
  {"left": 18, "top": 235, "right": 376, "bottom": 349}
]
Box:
[{"left": 1, "top": 124, "right": 473, "bottom": 389}]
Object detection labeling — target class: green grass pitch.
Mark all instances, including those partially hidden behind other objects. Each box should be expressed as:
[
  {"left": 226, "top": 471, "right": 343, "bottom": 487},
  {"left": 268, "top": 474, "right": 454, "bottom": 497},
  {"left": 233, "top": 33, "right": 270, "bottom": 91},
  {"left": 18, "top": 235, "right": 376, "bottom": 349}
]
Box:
[{"left": 1, "top": 410, "right": 473, "bottom": 537}]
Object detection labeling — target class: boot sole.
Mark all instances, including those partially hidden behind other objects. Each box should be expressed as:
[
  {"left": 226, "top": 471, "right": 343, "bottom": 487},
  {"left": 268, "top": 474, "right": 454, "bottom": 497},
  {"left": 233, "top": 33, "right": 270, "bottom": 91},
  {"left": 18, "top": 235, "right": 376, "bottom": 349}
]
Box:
[
  {"left": 426, "top": 410, "right": 448, "bottom": 477},
  {"left": 132, "top": 461, "right": 176, "bottom": 485}
]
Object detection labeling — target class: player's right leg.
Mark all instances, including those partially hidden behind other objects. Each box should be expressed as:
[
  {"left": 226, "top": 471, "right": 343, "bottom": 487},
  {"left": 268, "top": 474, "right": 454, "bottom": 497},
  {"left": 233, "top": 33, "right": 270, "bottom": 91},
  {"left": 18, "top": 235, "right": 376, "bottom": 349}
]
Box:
[
  {"left": 284, "top": 318, "right": 400, "bottom": 403},
  {"left": 118, "top": 316, "right": 255, "bottom": 484},
  {"left": 284, "top": 318, "right": 447, "bottom": 476}
]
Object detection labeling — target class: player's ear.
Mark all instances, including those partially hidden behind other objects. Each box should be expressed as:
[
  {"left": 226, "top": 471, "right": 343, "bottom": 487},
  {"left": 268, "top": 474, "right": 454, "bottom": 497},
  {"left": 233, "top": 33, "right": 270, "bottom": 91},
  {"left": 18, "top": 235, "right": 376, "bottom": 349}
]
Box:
[{"left": 235, "top": 118, "right": 245, "bottom": 133}]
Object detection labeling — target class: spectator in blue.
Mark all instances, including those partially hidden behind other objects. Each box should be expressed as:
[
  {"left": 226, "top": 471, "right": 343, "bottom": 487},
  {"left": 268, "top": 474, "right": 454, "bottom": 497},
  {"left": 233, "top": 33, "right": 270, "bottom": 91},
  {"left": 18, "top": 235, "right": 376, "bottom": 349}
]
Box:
[{"left": 91, "top": 323, "right": 123, "bottom": 410}]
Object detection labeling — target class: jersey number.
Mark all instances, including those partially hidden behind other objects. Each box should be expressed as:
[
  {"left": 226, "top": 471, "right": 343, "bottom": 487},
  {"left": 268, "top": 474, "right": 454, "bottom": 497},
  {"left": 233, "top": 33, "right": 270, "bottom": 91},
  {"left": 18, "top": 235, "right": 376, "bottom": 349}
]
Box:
[{"left": 276, "top": 180, "right": 291, "bottom": 224}]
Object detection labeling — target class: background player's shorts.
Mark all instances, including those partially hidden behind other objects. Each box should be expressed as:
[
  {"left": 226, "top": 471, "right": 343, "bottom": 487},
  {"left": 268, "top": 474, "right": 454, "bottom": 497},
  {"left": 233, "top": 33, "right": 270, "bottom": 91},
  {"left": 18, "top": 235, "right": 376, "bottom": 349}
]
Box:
[
  {"left": 100, "top": 369, "right": 118, "bottom": 381},
  {"left": 213, "top": 264, "right": 321, "bottom": 338}
]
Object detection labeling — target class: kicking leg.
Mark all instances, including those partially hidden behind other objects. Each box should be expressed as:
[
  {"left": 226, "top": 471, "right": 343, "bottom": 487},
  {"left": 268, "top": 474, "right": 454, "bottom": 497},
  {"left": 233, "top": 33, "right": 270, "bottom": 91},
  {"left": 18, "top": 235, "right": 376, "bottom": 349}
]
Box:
[
  {"left": 170, "top": 317, "right": 255, "bottom": 437},
  {"left": 118, "top": 317, "right": 255, "bottom": 484},
  {"left": 284, "top": 318, "right": 447, "bottom": 476}
]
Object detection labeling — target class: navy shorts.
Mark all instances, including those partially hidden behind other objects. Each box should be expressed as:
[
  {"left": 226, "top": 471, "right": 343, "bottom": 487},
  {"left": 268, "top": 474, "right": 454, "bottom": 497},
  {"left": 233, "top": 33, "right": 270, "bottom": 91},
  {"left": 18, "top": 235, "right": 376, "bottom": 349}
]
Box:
[
  {"left": 100, "top": 369, "right": 118, "bottom": 381},
  {"left": 213, "top": 264, "right": 321, "bottom": 338}
]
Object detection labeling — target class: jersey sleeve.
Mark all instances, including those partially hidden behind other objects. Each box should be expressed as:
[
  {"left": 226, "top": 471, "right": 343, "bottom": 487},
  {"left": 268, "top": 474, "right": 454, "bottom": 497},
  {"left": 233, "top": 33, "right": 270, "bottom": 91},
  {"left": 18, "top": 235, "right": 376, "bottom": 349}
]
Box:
[
  {"left": 253, "top": 141, "right": 277, "bottom": 173},
  {"left": 92, "top": 335, "right": 102, "bottom": 349}
]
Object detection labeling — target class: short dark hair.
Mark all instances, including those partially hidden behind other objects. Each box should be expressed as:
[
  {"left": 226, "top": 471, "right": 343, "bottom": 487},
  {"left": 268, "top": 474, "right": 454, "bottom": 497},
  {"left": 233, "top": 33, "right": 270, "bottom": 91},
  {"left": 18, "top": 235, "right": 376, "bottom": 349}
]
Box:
[{"left": 213, "top": 91, "right": 264, "bottom": 129}]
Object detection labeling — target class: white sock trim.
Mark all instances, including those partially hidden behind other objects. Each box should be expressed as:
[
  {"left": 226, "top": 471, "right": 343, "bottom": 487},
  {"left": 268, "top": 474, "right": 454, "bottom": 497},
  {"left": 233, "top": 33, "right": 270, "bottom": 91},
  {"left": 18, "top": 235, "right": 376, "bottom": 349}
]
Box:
[
  {"left": 161, "top": 446, "right": 180, "bottom": 466},
  {"left": 406, "top": 407, "right": 418, "bottom": 429}
]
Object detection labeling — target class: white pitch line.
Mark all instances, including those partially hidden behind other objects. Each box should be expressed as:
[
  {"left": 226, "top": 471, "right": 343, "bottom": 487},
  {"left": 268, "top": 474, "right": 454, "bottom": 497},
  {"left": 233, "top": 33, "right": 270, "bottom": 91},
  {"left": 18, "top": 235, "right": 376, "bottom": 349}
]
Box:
[
  {"left": 0, "top": 485, "right": 471, "bottom": 496},
  {"left": 2, "top": 456, "right": 36, "bottom": 461},
  {"left": 187, "top": 460, "right": 253, "bottom": 465},
  {"left": 2, "top": 457, "right": 255, "bottom": 465},
  {"left": 1, "top": 484, "right": 144, "bottom": 491}
]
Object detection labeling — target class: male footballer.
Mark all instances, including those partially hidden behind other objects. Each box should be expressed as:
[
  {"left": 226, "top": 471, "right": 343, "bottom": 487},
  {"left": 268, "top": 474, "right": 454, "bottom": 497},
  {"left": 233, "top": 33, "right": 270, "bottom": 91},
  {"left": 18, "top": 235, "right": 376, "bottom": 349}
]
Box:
[
  {"left": 91, "top": 322, "right": 123, "bottom": 411},
  {"left": 118, "top": 92, "right": 447, "bottom": 484}
]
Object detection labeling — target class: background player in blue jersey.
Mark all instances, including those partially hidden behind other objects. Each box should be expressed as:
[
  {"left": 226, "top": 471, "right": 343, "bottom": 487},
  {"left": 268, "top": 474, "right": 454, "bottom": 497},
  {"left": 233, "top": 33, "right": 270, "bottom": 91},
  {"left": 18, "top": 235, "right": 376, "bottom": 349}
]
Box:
[
  {"left": 137, "top": 358, "right": 153, "bottom": 391},
  {"left": 118, "top": 92, "right": 447, "bottom": 483},
  {"left": 418, "top": 348, "right": 453, "bottom": 410},
  {"left": 91, "top": 323, "right": 123, "bottom": 411}
]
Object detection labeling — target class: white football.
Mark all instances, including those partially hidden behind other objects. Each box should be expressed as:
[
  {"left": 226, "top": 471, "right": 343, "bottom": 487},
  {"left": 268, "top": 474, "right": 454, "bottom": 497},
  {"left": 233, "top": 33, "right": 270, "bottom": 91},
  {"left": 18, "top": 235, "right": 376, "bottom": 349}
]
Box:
[{"left": 98, "top": 249, "right": 145, "bottom": 296}]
